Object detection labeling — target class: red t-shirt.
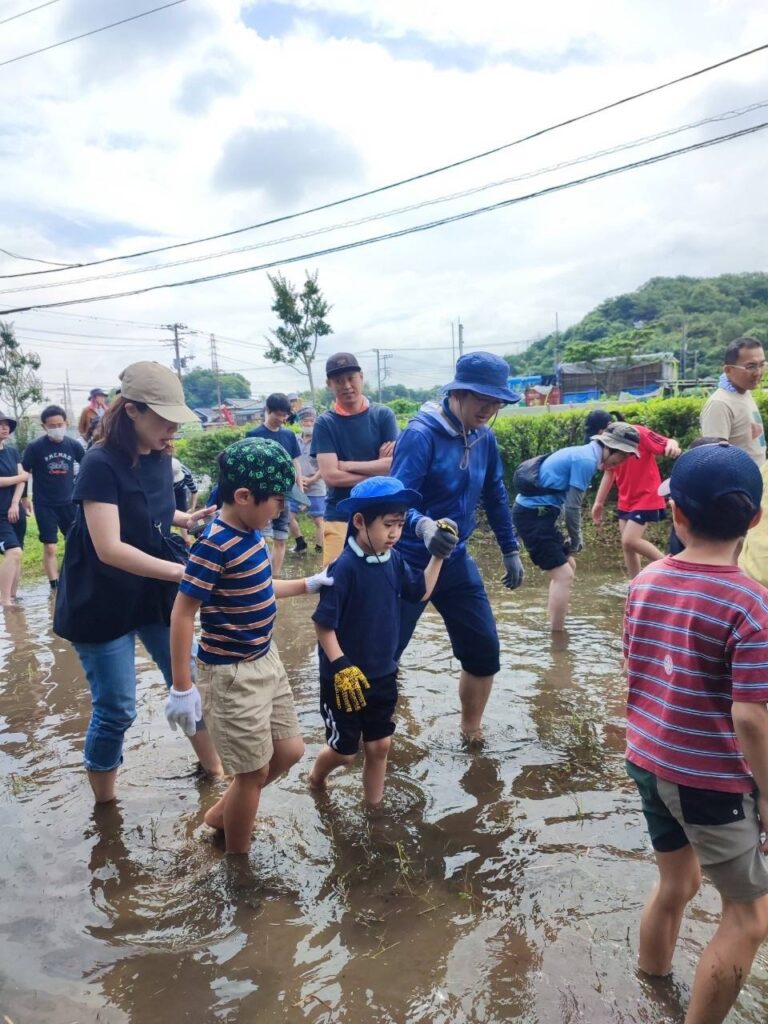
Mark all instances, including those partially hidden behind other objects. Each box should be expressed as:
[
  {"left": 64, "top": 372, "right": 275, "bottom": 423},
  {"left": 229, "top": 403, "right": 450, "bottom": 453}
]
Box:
[
  {"left": 612, "top": 424, "right": 667, "bottom": 512},
  {"left": 624, "top": 556, "right": 768, "bottom": 792}
]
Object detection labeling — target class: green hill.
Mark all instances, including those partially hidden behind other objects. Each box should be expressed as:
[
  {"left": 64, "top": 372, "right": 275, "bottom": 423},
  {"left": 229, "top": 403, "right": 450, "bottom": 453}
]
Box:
[{"left": 505, "top": 272, "right": 768, "bottom": 380}]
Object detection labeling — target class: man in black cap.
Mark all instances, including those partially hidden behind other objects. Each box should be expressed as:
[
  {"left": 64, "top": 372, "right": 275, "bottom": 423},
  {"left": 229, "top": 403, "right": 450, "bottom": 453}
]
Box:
[
  {"left": 78, "top": 387, "right": 109, "bottom": 444},
  {"left": 311, "top": 353, "right": 398, "bottom": 564}
]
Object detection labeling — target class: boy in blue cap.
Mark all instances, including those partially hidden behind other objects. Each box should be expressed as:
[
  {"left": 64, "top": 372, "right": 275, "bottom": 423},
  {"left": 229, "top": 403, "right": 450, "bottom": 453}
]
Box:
[
  {"left": 308, "top": 477, "right": 454, "bottom": 806},
  {"left": 625, "top": 442, "right": 768, "bottom": 1023}
]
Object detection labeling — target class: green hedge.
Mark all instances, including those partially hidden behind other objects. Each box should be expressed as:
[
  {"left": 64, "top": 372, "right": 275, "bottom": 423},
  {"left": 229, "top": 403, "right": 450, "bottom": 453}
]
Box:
[{"left": 175, "top": 392, "right": 768, "bottom": 496}]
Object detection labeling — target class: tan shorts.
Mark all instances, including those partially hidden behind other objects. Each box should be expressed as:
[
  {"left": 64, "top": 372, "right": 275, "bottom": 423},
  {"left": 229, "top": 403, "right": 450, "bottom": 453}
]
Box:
[
  {"left": 322, "top": 520, "right": 347, "bottom": 566},
  {"left": 196, "top": 645, "right": 301, "bottom": 775}
]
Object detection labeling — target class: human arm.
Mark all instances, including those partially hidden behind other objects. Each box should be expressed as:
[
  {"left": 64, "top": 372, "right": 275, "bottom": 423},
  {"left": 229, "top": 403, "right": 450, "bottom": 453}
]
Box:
[
  {"left": 7, "top": 463, "right": 26, "bottom": 522},
  {"left": 293, "top": 457, "right": 304, "bottom": 491},
  {"left": 664, "top": 438, "right": 681, "bottom": 458},
  {"left": 564, "top": 486, "right": 586, "bottom": 552},
  {"left": 84, "top": 501, "right": 184, "bottom": 582},
  {"left": 337, "top": 453, "right": 393, "bottom": 476},
  {"left": 337, "top": 409, "right": 398, "bottom": 476},
  {"left": 172, "top": 504, "right": 216, "bottom": 529},
  {"left": 315, "top": 622, "right": 345, "bottom": 663},
  {"left": 0, "top": 468, "right": 29, "bottom": 487},
  {"left": 316, "top": 451, "right": 367, "bottom": 487},
  {"left": 165, "top": 592, "right": 203, "bottom": 736},
  {"left": 273, "top": 570, "right": 333, "bottom": 599},
  {"left": 422, "top": 555, "right": 443, "bottom": 602},
  {"left": 732, "top": 701, "right": 768, "bottom": 851},
  {"left": 315, "top": 623, "right": 369, "bottom": 712},
  {"left": 591, "top": 469, "right": 615, "bottom": 525}
]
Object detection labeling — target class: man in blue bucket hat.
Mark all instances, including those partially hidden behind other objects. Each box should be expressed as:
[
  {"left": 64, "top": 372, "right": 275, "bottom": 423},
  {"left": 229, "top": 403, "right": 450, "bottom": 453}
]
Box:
[{"left": 390, "top": 351, "right": 524, "bottom": 743}]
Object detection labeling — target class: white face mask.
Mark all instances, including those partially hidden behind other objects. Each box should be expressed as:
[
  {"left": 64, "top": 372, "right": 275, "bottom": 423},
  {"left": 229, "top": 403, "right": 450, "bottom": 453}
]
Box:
[{"left": 46, "top": 427, "right": 67, "bottom": 442}]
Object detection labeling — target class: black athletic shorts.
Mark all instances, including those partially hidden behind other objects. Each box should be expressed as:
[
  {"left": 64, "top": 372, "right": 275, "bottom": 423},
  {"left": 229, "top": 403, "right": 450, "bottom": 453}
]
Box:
[
  {"left": 0, "top": 516, "right": 21, "bottom": 553},
  {"left": 320, "top": 671, "right": 397, "bottom": 755},
  {"left": 512, "top": 503, "right": 570, "bottom": 571},
  {"left": 34, "top": 502, "right": 76, "bottom": 545}
]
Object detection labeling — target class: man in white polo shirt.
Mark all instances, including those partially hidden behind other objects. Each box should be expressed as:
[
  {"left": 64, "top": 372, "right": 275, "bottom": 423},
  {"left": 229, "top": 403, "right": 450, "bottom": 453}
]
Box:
[{"left": 700, "top": 336, "right": 766, "bottom": 466}]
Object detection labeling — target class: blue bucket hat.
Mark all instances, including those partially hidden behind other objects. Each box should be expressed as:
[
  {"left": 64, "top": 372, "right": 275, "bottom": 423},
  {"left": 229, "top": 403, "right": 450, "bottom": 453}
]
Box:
[
  {"left": 443, "top": 352, "right": 521, "bottom": 404},
  {"left": 336, "top": 476, "right": 422, "bottom": 516},
  {"left": 660, "top": 442, "right": 762, "bottom": 512}
]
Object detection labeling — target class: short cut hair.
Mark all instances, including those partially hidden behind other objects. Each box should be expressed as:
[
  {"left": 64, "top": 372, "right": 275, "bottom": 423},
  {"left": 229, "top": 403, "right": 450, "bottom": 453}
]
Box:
[
  {"left": 41, "top": 404, "right": 67, "bottom": 423},
  {"left": 679, "top": 491, "right": 757, "bottom": 541},
  {"left": 215, "top": 451, "right": 274, "bottom": 505},
  {"left": 724, "top": 335, "right": 763, "bottom": 364},
  {"left": 265, "top": 393, "right": 291, "bottom": 414}
]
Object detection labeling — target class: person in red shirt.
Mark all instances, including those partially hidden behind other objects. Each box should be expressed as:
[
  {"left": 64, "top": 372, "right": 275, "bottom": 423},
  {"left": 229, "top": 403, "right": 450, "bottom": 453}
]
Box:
[{"left": 591, "top": 417, "right": 681, "bottom": 576}]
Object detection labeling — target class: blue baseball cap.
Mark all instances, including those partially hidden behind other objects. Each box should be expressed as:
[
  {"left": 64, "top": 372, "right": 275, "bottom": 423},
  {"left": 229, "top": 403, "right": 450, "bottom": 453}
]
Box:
[
  {"left": 661, "top": 442, "right": 762, "bottom": 512},
  {"left": 443, "top": 352, "right": 521, "bottom": 404},
  {"left": 336, "top": 476, "right": 422, "bottom": 516}
]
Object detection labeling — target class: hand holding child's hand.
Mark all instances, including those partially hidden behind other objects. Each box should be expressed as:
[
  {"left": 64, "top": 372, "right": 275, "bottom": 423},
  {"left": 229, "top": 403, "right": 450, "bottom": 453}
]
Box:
[
  {"left": 306, "top": 570, "right": 334, "bottom": 593},
  {"left": 165, "top": 685, "right": 202, "bottom": 737},
  {"left": 330, "top": 656, "right": 370, "bottom": 712}
]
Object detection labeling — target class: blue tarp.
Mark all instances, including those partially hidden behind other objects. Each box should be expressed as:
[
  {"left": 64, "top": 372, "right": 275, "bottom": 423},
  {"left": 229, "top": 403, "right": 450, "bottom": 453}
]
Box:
[
  {"left": 507, "top": 375, "right": 542, "bottom": 389},
  {"left": 561, "top": 390, "right": 602, "bottom": 404}
]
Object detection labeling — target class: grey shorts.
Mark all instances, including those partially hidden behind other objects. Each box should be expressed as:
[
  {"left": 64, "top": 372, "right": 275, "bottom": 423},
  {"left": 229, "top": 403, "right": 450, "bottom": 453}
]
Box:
[
  {"left": 627, "top": 760, "right": 768, "bottom": 902},
  {"left": 262, "top": 506, "right": 291, "bottom": 541}
]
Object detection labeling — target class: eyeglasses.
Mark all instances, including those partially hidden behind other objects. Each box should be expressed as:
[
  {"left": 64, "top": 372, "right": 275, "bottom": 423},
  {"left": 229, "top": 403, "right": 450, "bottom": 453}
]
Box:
[
  {"left": 467, "top": 392, "right": 505, "bottom": 408},
  {"left": 727, "top": 361, "right": 767, "bottom": 373}
]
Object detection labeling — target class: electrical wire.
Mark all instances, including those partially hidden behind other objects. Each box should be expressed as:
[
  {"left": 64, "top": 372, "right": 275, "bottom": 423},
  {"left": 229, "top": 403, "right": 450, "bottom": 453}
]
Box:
[
  {"left": 0, "top": 0, "right": 189, "bottom": 69},
  {"left": 2, "top": 118, "right": 765, "bottom": 317},
  {"left": 6, "top": 98, "right": 767, "bottom": 295},
  {"left": 0, "top": 245, "right": 76, "bottom": 269},
  {"left": 0, "top": 0, "right": 62, "bottom": 28},
  {"left": 2, "top": 40, "right": 766, "bottom": 276}
]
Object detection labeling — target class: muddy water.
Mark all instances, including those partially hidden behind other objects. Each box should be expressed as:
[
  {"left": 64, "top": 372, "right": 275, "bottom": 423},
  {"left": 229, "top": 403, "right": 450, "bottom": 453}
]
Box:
[{"left": 1, "top": 545, "right": 766, "bottom": 1024}]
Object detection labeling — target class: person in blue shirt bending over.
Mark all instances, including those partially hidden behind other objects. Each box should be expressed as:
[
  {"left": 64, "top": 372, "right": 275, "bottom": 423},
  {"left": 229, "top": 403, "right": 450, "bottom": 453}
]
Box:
[
  {"left": 390, "top": 352, "right": 525, "bottom": 745},
  {"left": 512, "top": 422, "right": 640, "bottom": 632}
]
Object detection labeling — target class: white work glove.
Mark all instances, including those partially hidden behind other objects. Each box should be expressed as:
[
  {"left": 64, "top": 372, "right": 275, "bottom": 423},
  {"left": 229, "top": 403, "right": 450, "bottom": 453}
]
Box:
[
  {"left": 415, "top": 517, "right": 459, "bottom": 558},
  {"left": 165, "top": 685, "right": 202, "bottom": 738},
  {"left": 306, "top": 569, "right": 335, "bottom": 594}
]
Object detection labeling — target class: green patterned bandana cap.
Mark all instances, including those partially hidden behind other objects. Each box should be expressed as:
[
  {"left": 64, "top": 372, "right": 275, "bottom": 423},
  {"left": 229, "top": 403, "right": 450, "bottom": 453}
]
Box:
[{"left": 220, "top": 437, "right": 296, "bottom": 495}]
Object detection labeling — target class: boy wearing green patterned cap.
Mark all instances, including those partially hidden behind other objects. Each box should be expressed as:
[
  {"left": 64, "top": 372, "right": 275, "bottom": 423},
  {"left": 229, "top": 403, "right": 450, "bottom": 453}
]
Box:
[{"left": 167, "top": 438, "right": 333, "bottom": 855}]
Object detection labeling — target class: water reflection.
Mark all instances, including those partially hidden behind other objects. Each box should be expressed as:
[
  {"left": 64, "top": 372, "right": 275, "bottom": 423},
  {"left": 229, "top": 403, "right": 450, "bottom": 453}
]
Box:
[{"left": 0, "top": 561, "right": 765, "bottom": 1022}]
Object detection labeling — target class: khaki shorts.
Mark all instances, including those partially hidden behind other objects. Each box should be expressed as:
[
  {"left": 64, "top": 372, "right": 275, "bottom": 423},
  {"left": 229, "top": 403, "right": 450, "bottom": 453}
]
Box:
[
  {"left": 196, "top": 645, "right": 301, "bottom": 775},
  {"left": 322, "top": 520, "right": 347, "bottom": 566}
]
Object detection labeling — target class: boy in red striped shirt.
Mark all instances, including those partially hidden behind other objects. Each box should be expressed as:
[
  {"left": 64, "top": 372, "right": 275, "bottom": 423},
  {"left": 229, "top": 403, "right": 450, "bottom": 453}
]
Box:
[{"left": 624, "top": 442, "right": 768, "bottom": 1024}]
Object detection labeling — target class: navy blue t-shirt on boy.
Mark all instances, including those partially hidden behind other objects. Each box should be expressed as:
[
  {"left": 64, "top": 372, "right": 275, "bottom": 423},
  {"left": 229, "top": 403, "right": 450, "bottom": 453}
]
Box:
[
  {"left": 0, "top": 445, "right": 21, "bottom": 515},
  {"left": 313, "top": 539, "right": 426, "bottom": 679},
  {"left": 311, "top": 406, "right": 398, "bottom": 521},
  {"left": 22, "top": 435, "right": 84, "bottom": 506},
  {"left": 246, "top": 424, "right": 300, "bottom": 460}
]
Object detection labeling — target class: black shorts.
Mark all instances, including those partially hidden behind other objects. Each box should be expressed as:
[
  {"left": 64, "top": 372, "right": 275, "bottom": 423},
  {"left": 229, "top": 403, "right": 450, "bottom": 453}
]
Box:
[
  {"left": 618, "top": 508, "right": 667, "bottom": 525},
  {"left": 512, "top": 503, "right": 569, "bottom": 571},
  {"left": 0, "top": 516, "right": 21, "bottom": 553},
  {"left": 320, "top": 671, "right": 397, "bottom": 755},
  {"left": 34, "top": 502, "right": 76, "bottom": 544}
]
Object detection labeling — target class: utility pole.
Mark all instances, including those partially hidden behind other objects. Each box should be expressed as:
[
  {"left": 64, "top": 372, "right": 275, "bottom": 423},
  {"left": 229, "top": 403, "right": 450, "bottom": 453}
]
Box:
[
  {"left": 553, "top": 312, "right": 560, "bottom": 373},
  {"left": 451, "top": 321, "right": 456, "bottom": 366},
  {"left": 210, "top": 334, "right": 222, "bottom": 412},
  {"left": 373, "top": 349, "right": 392, "bottom": 401},
  {"left": 64, "top": 370, "right": 73, "bottom": 421},
  {"left": 163, "top": 322, "right": 188, "bottom": 384},
  {"left": 457, "top": 317, "right": 464, "bottom": 356}
]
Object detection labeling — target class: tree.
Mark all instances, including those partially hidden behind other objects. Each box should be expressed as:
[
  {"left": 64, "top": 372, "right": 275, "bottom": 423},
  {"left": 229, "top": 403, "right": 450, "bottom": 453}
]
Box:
[
  {"left": 264, "top": 270, "right": 332, "bottom": 402},
  {"left": 0, "top": 321, "right": 43, "bottom": 447},
  {"left": 181, "top": 368, "right": 251, "bottom": 408}
]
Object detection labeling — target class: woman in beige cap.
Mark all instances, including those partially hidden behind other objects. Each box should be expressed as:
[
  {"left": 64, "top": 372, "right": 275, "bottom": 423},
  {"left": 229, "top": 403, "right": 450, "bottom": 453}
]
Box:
[{"left": 54, "top": 361, "right": 221, "bottom": 803}]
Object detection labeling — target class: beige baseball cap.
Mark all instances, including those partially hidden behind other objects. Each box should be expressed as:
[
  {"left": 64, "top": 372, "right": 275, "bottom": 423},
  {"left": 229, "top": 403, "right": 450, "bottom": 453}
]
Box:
[{"left": 119, "top": 361, "right": 197, "bottom": 424}]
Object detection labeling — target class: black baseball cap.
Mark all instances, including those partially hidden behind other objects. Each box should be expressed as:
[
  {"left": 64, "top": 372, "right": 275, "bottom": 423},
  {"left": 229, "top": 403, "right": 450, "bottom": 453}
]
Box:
[{"left": 325, "top": 352, "right": 362, "bottom": 377}]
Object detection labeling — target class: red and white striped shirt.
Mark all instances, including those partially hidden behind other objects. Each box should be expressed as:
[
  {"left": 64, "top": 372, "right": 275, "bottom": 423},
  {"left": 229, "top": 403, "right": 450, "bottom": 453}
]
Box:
[{"left": 624, "top": 556, "right": 768, "bottom": 793}]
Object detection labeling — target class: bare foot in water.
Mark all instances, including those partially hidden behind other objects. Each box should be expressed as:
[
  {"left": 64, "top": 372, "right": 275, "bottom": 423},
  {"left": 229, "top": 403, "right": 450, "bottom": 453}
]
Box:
[
  {"left": 461, "top": 728, "right": 485, "bottom": 751},
  {"left": 308, "top": 770, "right": 327, "bottom": 793},
  {"left": 203, "top": 805, "right": 225, "bottom": 830}
]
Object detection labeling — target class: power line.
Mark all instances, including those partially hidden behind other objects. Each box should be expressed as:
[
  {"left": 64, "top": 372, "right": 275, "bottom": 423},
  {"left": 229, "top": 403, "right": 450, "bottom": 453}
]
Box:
[
  {"left": 0, "top": 0, "right": 189, "bottom": 69},
  {"left": 0, "top": 245, "right": 76, "bottom": 269},
  {"left": 6, "top": 98, "right": 767, "bottom": 296},
  {"left": 2, "top": 40, "right": 766, "bottom": 276},
  {"left": 0, "top": 0, "right": 62, "bottom": 28},
  {"left": 2, "top": 118, "right": 765, "bottom": 317}
]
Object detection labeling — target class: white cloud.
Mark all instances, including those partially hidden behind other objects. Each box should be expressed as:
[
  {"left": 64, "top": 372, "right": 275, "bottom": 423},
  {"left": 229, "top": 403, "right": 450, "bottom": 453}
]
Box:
[{"left": 0, "top": 0, "right": 767, "bottom": 404}]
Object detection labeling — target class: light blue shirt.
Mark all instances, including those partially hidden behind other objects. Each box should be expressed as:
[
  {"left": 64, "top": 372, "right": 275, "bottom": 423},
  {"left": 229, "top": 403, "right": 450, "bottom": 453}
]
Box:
[{"left": 515, "top": 441, "right": 602, "bottom": 509}]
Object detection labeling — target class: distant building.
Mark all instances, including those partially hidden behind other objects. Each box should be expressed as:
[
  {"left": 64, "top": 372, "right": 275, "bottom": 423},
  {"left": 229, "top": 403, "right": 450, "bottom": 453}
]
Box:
[{"left": 556, "top": 352, "right": 678, "bottom": 404}]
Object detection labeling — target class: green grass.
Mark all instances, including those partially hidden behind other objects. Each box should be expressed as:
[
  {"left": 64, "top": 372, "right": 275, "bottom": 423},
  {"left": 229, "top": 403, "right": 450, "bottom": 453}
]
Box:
[{"left": 20, "top": 516, "right": 64, "bottom": 580}]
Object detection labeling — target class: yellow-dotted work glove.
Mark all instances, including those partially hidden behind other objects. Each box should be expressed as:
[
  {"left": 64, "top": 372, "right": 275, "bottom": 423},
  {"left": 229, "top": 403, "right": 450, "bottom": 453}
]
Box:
[{"left": 330, "top": 656, "right": 370, "bottom": 712}]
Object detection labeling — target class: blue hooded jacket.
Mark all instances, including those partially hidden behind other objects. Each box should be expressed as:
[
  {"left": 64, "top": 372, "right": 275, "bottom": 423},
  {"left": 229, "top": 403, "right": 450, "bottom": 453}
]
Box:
[{"left": 391, "top": 399, "right": 518, "bottom": 569}]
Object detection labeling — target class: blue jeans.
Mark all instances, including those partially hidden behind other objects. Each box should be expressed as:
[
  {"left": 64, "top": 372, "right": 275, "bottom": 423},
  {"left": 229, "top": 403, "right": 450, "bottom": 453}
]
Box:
[{"left": 74, "top": 624, "right": 200, "bottom": 772}]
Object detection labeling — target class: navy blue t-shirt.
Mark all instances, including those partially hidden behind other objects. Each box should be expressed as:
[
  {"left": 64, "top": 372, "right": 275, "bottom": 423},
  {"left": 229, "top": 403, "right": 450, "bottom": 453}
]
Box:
[
  {"left": 0, "top": 445, "right": 21, "bottom": 515},
  {"left": 246, "top": 424, "right": 300, "bottom": 459},
  {"left": 311, "top": 405, "right": 399, "bottom": 521},
  {"left": 22, "top": 435, "right": 84, "bottom": 506},
  {"left": 312, "top": 541, "right": 425, "bottom": 678}
]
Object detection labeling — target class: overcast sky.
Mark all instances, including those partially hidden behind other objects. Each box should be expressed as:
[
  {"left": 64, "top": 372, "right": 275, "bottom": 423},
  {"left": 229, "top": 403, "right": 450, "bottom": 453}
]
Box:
[{"left": 1, "top": 0, "right": 767, "bottom": 410}]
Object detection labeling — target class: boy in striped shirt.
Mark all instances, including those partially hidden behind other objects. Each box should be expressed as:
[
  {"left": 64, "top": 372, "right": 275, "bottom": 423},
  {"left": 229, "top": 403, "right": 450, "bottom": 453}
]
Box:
[
  {"left": 624, "top": 442, "right": 768, "bottom": 1023},
  {"left": 166, "top": 438, "right": 332, "bottom": 854}
]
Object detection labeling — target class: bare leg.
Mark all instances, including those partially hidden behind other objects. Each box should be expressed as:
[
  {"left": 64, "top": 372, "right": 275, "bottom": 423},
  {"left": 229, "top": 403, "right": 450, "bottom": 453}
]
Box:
[
  {"left": 548, "top": 558, "right": 575, "bottom": 632},
  {"left": 43, "top": 542, "right": 59, "bottom": 582},
  {"left": 0, "top": 548, "right": 22, "bottom": 604},
  {"left": 189, "top": 730, "right": 224, "bottom": 776},
  {"left": 271, "top": 539, "right": 286, "bottom": 578},
  {"left": 620, "top": 519, "right": 663, "bottom": 579},
  {"left": 685, "top": 894, "right": 768, "bottom": 1024},
  {"left": 362, "top": 737, "right": 391, "bottom": 806},
  {"left": 459, "top": 671, "right": 494, "bottom": 739},
  {"left": 308, "top": 745, "right": 355, "bottom": 790},
  {"left": 638, "top": 844, "right": 701, "bottom": 975},
  {"left": 87, "top": 768, "right": 118, "bottom": 804},
  {"left": 313, "top": 516, "right": 324, "bottom": 548},
  {"left": 221, "top": 768, "right": 270, "bottom": 854},
  {"left": 11, "top": 548, "right": 22, "bottom": 597},
  {"left": 205, "top": 737, "right": 303, "bottom": 829},
  {"left": 288, "top": 515, "right": 301, "bottom": 540}
]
